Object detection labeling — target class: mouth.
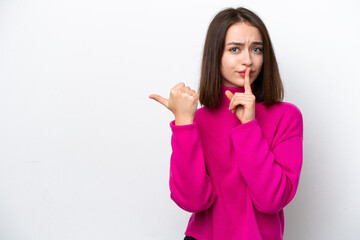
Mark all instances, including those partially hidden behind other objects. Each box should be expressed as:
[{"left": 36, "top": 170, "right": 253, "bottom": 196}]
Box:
[{"left": 238, "top": 70, "right": 255, "bottom": 77}]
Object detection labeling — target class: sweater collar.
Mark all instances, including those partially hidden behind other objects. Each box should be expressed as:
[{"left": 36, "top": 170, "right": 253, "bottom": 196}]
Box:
[{"left": 221, "top": 84, "right": 245, "bottom": 94}]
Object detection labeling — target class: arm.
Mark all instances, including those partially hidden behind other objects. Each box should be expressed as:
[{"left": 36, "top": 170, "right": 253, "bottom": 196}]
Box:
[
  {"left": 150, "top": 82, "right": 214, "bottom": 212},
  {"left": 169, "top": 119, "right": 217, "bottom": 213},
  {"left": 230, "top": 106, "right": 303, "bottom": 214}
]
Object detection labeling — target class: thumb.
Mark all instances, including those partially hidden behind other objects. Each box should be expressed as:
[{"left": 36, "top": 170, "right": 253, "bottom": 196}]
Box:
[
  {"left": 149, "top": 94, "right": 169, "bottom": 109},
  {"left": 225, "top": 90, "right": 233, "bottom": 100}
]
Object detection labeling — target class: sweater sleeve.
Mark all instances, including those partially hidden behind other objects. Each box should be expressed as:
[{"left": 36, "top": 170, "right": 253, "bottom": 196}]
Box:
[
  {"left": 169, "top": 119, "right": 217, "bottom": 213},
  {"left": 230, "top": 106, "right": 303, "bottom": 214}
]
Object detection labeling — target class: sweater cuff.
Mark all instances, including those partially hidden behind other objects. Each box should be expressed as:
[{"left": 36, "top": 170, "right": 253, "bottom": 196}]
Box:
[
  {"left": 170, "top": 120, "right": 196, "bottom": 129},
  {"left": 170, "top": 120, "right": 197, "bottom": 135}
]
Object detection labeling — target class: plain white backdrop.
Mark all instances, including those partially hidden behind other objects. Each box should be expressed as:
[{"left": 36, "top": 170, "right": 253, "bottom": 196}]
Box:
[{"left": 0, "top": 0, "right": 359, "bottom": 239}]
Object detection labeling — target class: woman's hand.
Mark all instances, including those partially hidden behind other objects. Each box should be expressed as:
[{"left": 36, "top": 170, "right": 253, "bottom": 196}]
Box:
[
  {"left": 225, "top": 68, "right": 256, "bottom": 124},
  {"left": 149, "top": 82, "right": 199, "bottom": 125}
]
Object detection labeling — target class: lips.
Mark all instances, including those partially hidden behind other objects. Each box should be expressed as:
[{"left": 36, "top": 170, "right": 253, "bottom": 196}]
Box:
[{"left": 238, "top": 70, "right": 254, "bottom": 77}]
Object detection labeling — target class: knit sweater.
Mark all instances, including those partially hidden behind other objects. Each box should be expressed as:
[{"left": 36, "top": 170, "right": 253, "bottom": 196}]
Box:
[{"left": 169, "top": 85, "right": 303, "bottom": 240}]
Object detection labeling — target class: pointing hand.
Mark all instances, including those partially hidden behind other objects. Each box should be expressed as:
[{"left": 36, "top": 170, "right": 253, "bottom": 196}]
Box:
[{"left": 149, "top": 82, "right": 199, "bottom": 125}]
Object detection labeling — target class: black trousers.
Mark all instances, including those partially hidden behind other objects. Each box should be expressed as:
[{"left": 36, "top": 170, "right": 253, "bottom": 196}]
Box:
[{"left": 184, "top": 237, "right": 197, "bottom": 240}]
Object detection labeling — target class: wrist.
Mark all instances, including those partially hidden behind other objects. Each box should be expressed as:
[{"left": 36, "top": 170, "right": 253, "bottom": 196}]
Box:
[{"left": 174, "top": 115, "right": 194, "bottom": 125}]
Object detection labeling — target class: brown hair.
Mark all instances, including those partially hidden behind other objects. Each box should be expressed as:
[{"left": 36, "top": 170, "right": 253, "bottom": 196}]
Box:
[{"left": 198, "top": 7, "right": 284, "bottom": 109}]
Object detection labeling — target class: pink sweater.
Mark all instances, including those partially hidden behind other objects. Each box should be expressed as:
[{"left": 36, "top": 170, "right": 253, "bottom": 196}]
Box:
[{"left": 169, "top": 85, "right": 303, "bottom": 240}]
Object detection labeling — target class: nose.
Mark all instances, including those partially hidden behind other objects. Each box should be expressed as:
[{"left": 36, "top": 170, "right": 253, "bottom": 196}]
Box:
[{"left": 241, "top": 50, "right": 253, "bottom": 66}]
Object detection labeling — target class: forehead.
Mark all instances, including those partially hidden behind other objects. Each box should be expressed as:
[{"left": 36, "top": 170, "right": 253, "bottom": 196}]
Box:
[{"left": 225, "top": 22, "right": 262, "bottom": 42}]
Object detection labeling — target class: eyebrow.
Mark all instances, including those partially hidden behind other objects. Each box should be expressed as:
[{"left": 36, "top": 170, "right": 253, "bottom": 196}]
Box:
[{"left": 226, "top": 41, "right": 263, "bottom": 46}]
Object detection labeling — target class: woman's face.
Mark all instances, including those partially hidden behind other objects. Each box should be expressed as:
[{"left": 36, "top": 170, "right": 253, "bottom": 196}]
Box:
[{"left": 221, "top": 22, "right": 264, "bottom": 87}]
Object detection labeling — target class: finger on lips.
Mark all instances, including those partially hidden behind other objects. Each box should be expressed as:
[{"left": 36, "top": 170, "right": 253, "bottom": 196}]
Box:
[{"left": 244, "top": 68, "right": 252, "bottom": 93}]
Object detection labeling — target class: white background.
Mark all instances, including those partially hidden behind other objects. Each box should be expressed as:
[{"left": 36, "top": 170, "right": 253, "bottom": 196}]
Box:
[{"left": 1, "top": 0, "right": 359, "bottom": 239}]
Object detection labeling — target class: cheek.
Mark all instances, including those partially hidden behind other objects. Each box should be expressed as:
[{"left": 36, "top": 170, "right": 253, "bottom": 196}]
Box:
[
  {"left": 220, "top": 56, "right": 228, "bottom": 75},
  {"left": 221, "top": 55, "right": 235, "bottom": 70},
  {"left": 256, "top": 56, "right": 264, "bottom": 69}
]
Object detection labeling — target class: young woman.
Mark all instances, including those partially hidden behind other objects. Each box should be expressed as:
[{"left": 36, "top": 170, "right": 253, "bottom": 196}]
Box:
[{"left": 149, "top": 7, "right": 303, "bottom": 240}]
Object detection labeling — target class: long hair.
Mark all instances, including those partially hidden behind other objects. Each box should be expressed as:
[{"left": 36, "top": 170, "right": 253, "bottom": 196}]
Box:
[{"left": 199, "top": 7, "right": 284, "bottom": 109}]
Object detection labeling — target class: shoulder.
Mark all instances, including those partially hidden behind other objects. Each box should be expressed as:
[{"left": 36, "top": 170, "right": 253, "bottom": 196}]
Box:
[
  {"left": 269, "top": 101, "right": 303, "bottom": 139},
  {"left": 277, "top": 102, "right": 303, "bottom": 124},
  {"left": 194, "top": 106, "right": 207, "bottom": 122},
  {"left": 278, "top": 102, "right": 302, "bottom": 119},
  {"left": 256, "top": 101, "right": 303, "bottom": 141},
  {"left": 195, "top": 104, "right": 215, "bottom": 116},
  {"left": 258, "top": 101, "right": 302, "bottom": 122}
]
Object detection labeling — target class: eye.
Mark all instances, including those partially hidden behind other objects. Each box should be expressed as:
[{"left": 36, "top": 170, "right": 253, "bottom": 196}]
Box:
[
  {"left": 253, "top": 47, "right": 263, "bottom": 53},
  {"left": 229, "top": 47, "right": 239, "bottom": 52}
]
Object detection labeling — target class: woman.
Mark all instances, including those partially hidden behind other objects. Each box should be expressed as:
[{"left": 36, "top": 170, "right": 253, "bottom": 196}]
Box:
[{"left": 149, "top": 7, "right": 303, "bottom": 240}]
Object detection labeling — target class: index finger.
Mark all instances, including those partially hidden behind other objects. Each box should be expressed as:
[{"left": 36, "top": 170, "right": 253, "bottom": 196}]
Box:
[{"left": 244, "top": 68, "right": 252, "bottom": 94}]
